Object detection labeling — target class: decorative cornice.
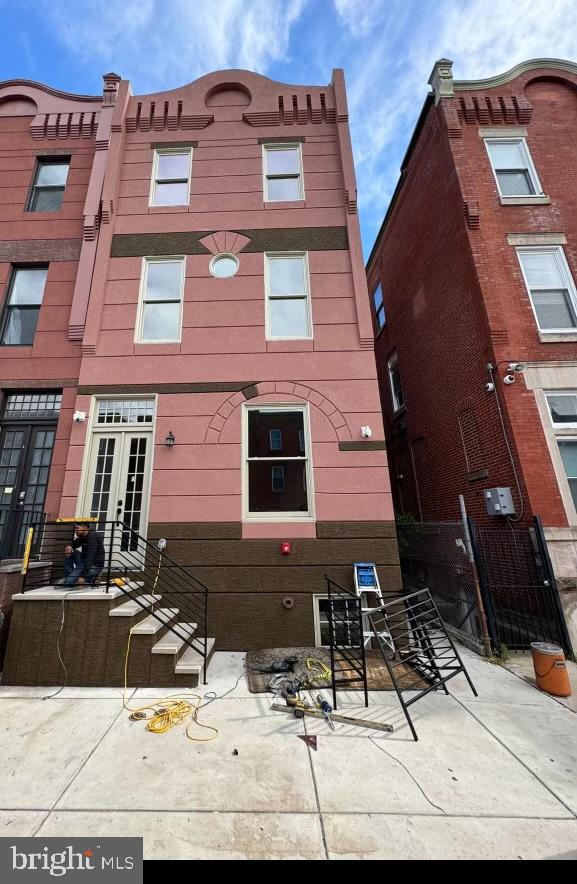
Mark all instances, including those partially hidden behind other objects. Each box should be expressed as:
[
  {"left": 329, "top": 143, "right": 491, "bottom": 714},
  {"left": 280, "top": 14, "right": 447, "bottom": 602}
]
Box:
[
  {"left": 453, "top": 58, "right": 577, "bottom": 91},
  {"left": 0, "top": 78, "right": 100, "bottom": 102}
]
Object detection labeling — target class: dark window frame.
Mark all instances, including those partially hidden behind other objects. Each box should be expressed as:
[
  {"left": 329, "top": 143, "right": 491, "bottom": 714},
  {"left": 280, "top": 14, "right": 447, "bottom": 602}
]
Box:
[
  {"left": 26, "top": 157, "right": 70, "bottom": 213},
  {"left": 0, "top": 264, "right": 49, "bottom": 348}
]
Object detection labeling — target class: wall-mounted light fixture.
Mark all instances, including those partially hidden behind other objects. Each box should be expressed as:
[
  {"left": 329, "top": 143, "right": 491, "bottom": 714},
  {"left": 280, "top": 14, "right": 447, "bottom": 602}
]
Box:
[
  {"left": 361, "top": 426, "right": 372, "bottom": 438},
  {"left": 165, "top": 430, "right": 175, "bottom": 448}
]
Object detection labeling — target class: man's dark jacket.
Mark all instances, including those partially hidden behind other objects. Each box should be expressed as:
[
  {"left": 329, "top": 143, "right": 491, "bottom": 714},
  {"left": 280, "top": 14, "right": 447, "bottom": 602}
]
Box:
[{"left": 72, "top": 530, "right": 105, "bottom": 575}]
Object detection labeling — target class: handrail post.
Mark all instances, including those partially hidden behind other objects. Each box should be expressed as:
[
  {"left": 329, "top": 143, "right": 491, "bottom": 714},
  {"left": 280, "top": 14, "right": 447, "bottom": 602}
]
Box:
[
  {"left": 105, "top": 519, "right": 116, "bottom": 594},
  {"left": 202, "top": 584, "right": 208, "bottom": 685}
]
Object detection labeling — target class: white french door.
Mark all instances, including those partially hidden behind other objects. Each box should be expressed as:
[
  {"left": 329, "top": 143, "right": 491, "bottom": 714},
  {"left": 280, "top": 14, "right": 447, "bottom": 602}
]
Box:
[{"left": 81, "top": 430, "right": 153, "bottom": 550}]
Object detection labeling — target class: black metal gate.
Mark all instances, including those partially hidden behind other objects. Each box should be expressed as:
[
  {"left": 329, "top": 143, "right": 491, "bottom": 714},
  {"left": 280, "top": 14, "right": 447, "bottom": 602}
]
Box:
[
  {"left": 469, "top": 516, "right": 572, "bottom": 655},
  {"left": 396, "top": 516, "right": 573, "bottom": 656}
]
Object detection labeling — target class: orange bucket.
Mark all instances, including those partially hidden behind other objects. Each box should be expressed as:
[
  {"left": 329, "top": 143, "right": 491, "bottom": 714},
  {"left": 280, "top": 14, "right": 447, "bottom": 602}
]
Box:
[{"left": 530, "top": 642, "right": 572, "bottom": 697}]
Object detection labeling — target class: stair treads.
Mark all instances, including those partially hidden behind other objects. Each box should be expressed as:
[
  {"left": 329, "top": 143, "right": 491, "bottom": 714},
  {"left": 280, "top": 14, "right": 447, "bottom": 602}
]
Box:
[
  {"left": 130, "top": 608, "right": 179, "bottom": 634},
  {"left": 175, "top": 638, "right": 216, "bottom": 673},
  {"left": 109, "top": 595, "right": 162, "bottom": 616},
  {"left": 151, "top": 622, "right": 197, "bottom": 654}
]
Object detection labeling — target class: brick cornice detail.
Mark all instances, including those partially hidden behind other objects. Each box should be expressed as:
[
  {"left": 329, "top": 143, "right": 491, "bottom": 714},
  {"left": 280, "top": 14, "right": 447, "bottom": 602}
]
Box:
[
  {"left": 458, "top": 94, "right": 533, "bottom": 125},
  {"left": 204, "top": 382, "right": 352, "bottom": 444}
]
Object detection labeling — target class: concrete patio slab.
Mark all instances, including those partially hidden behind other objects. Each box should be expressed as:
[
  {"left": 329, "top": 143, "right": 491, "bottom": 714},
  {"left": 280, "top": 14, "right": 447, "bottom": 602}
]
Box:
[
  {"left": 37, "top": 810, "right": 326, "bottom": 860},
  {"left": 460, "top": 698, "right": 577, "bottom": 815},
  {"left": 0, "top": 811, "right": 47, "bottom": 837},
  {"left": 503, "top": 652, "right": 577, "bottom": 713},
  {"left": 56, "top": 697, "right": 318, "bottom": 813},
  {"left": 449, "top": 656, "right": 556, "bottom": 707},
  {"left": 308, "top": 693, "right": 572, "bottom": 817},
  {"left": 0, "top": 699, "right": 123, "bottom": 809},
  {"left": 323, "top": 813, "right": 577, "bottom": 860}
]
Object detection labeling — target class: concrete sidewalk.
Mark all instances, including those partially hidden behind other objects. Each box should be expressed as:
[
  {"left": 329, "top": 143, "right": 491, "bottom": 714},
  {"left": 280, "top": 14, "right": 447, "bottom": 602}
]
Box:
[{"left": 0, "top": 647, "right": 576, "bottom": 860}]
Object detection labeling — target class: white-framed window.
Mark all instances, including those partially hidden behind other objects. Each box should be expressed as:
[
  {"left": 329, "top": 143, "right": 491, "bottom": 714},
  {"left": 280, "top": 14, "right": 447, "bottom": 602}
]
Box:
[
  {"left": 546, "top": 392, "right": 577, "bottom": 428},
  {"left": 372, "top": 283, "right": 385, "bottom": 332},
  {"left": 264, "top": 253, "right": 312, "bottom": 340},
  {"left": 150, "top": 149, "right": 192, "bottom": 206},
  {"left": 517, "top": 247, "right": 577, "bottom": 333},
  {"left": 388, "top": 351, "right": 404, "bottom": 413},
  {"left": 243, "top": 404, "right": 314, "bottom": 520},
  {"left": 484, "top": 137, "right": 542, "bottom": 198},
  {"left": 558, "top": 440, "right": 577, "bottom": 512},
  {"left": 313, "top": 595, "right": 361, "bottom": 647},
  {"left": 136, "top": 257, "right": 185, "bottom": 343},
  {"left": 263, "top": 144, "right": 304, "bottom": 202}
]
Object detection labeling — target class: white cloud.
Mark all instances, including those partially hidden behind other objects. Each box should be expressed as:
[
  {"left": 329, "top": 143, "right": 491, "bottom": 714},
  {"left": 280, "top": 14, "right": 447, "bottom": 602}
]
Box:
[
  {"left": 337, "top": 0, "right": 577, "bottom": 246},
  {"left": 41, "top": 0, "right": 308, "bottom": 90}
]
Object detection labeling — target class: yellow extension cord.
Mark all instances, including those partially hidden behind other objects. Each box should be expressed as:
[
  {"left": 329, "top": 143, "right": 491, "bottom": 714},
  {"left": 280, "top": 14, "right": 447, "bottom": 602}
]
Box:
[{"left": 120, "top": 554, "right": 218, "bottom": 742}]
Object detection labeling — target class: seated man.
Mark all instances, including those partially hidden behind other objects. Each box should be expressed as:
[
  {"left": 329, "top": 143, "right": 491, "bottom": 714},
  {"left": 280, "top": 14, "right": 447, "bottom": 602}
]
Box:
[{"left": 63, "top": 523, "right": 105, "bottom": 587}]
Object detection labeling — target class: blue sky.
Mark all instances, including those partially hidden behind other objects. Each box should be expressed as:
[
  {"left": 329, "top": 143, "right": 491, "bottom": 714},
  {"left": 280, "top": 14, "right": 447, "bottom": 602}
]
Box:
[{"left": 1, "top": 0, "right": 576, "bottom": 254}]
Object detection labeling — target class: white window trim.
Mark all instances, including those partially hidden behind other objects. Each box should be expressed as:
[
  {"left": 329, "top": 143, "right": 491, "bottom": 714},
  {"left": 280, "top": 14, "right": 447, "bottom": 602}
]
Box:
[
  {"left": 545, "top": 391, "right": 577, "bottom": 429},
  {"left": 262, "top": 143, "right": 305, "bottom": 203},
  {"left": 264, "top": 252, "right": 313, "bottom": 341},
  {"left": 388, "top": 351, "right": 404, "bottom": 413},
  {"left": 75, "top": 395, "right": 158, "bottom": 525},
  {"left": 149, "top": 148, "right": 192, "bottom": 207},
  {"left": 516, "top": 246, "right": 577, "bottom": 335},
  {"left": 242, "top": 402, "right": 315, "bottom": 522},
  {"left": 135, "top": 256, "right": 185, "bottom": 344},
  {"left": 535, "top": 389, "right": 577, "bottom": 525},
  {"left": 484, "top": 136, "right": 543, "bottom": 198},
  {"left": 312, "top": 594, "right": 360, "bottom": 648}
]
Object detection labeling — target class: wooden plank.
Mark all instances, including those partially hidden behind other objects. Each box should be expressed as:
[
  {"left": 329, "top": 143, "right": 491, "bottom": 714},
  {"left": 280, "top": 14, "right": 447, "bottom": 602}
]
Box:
[{"left": 270, "top": 703, "right": 394, "bottom": 733}]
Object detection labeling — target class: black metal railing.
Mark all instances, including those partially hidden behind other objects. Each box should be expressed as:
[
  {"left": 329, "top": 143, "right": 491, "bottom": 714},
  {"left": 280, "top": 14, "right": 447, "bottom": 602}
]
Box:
[
  {"left": 325, "top": 576, "right": 368, "bottom": 710},
  {"left": 20, "top": 518, "right": 211, "bottom": 682}
]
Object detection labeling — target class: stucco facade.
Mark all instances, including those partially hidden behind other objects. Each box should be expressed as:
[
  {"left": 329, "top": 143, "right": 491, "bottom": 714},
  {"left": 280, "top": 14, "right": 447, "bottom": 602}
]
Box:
[{"left": 0, "top": 69, "right": 398, "bottom": 650}]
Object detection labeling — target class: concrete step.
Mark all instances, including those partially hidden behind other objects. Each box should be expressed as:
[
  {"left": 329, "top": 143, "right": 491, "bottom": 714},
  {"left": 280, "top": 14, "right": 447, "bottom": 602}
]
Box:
[
  {"left": 130, "top": 608, "right": 179, "bottom": 635},
  {"left": 175, "top": 637, "right": 216, "bottom": 675},
  {"left": 151, "top": 622, "right": 197, "bottom": 654},
  {"left": 105, "top": 579, "right": 144, "bottom": 592},
  {"left": 109, "top": 595, "right": 162, "bottom": 617}
]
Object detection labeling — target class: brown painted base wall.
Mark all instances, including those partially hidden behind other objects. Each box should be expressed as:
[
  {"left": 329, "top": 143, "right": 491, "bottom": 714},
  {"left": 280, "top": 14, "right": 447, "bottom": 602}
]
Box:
[{"left": 149, "top": 520, "right": 401, "bottom": 651}]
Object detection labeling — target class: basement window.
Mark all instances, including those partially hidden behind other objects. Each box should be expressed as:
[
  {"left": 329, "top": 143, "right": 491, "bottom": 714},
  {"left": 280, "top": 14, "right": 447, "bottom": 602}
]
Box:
[{"left": 244, "top": 405, "right": 313, "bottom": 519}]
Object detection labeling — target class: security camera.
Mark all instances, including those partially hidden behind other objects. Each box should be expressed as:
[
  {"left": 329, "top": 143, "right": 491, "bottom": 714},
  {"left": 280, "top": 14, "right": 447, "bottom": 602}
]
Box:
[
  {"left": 508, "top": 362, "right": 526, "bottom": 373},
  {"left": 485, "top": 382, "right": 495, "bottom": 393},
  {"left": 72, "top": 410, "right": 86, "bottom": 422},
  {"left": 503, "top": 374, "right": 516, "bottom": 385}
]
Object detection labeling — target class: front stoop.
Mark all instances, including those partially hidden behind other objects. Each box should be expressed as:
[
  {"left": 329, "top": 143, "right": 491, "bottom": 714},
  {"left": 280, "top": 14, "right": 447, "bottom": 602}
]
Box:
[{"left": 1, "top": 586, "right": 215, "bottom": 688}]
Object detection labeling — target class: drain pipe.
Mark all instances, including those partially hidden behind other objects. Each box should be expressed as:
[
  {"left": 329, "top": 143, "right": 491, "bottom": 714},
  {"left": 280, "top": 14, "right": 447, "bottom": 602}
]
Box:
[{"left": 459, "top": 494, "right": 493, "bottom": 657}]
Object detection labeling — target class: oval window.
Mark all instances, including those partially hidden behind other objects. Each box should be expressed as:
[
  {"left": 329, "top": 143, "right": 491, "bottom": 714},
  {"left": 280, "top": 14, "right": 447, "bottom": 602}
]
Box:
[{"left": 209, "top": 254, "right": 239, "bottom": 278}]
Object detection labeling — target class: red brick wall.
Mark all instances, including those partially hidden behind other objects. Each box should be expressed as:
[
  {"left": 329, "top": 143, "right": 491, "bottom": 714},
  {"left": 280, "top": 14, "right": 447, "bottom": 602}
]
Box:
[{"left": 368, "top": 67, "right": 577, "bottom": 528}]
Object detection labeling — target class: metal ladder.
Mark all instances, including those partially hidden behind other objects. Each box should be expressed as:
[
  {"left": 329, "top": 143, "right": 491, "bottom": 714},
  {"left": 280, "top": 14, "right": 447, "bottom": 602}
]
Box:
[{"left": 353, "top": 562, "right": 394, "bottom": 654}]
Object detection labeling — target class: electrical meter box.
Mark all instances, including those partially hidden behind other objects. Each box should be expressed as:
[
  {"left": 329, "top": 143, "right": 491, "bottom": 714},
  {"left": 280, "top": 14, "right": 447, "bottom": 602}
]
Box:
[{"left": 484, "top": 487, "right": 516, "bottom": 516}]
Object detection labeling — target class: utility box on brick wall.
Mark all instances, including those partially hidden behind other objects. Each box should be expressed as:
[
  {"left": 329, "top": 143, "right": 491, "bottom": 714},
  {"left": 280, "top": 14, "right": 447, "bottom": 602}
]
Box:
[{"left": 484, "top": 487, "right": 516, "bottom": 517}]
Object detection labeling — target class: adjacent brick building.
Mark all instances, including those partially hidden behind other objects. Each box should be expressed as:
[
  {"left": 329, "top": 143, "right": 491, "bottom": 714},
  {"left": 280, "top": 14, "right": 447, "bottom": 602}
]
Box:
[
  {"left": 366, "top": 58, "right": 577, "bottom": 645},
  {"left": 0, "top": 68, "right": 398, "bottom": 654}
]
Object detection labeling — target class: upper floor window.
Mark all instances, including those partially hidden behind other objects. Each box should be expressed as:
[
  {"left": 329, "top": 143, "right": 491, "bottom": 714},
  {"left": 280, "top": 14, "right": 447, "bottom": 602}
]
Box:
[
  {"left": 136, "top": 258, "right": 185, "bottom": 342},
  {"left": 484, "top": 138, "right": 542, "bottom": 198},
  {"left": 269, "top": 429, "right": 283, "bottom": 451},
  {"left": 265, "top": 253, "right": 312, "bottom": 340},
  {"left": 150, "top": 149, "right": 192, "bottom": 206},
  {"left": 372, "top": 283, "right": 385, "bottom": 332},
  {"left": 388, "top": 351, "right": 404, "bottom": 413},
  {"left": 517, "top": 247, "right": 577, "bottom": 332},
  {"left": 0, "top": 266, "right": 48, "bottom": 346},
  {"left": 263, "top": 144, "right": 303, "bottom": 202},
  {"left": 546, "top": 392, "right": 577, "bottom": 428},
  {"left": 27, "top": 158, "right": 69, "bottom": 212}
]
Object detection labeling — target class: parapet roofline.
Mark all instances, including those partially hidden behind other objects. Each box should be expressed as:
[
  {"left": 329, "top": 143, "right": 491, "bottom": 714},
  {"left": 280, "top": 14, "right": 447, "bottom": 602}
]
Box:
[
  {"left": 0, "top": 78, "right": 101, "bottom": 102},
  {"left": 453, "top": 57, "right": 577, "bottom": 91}
]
